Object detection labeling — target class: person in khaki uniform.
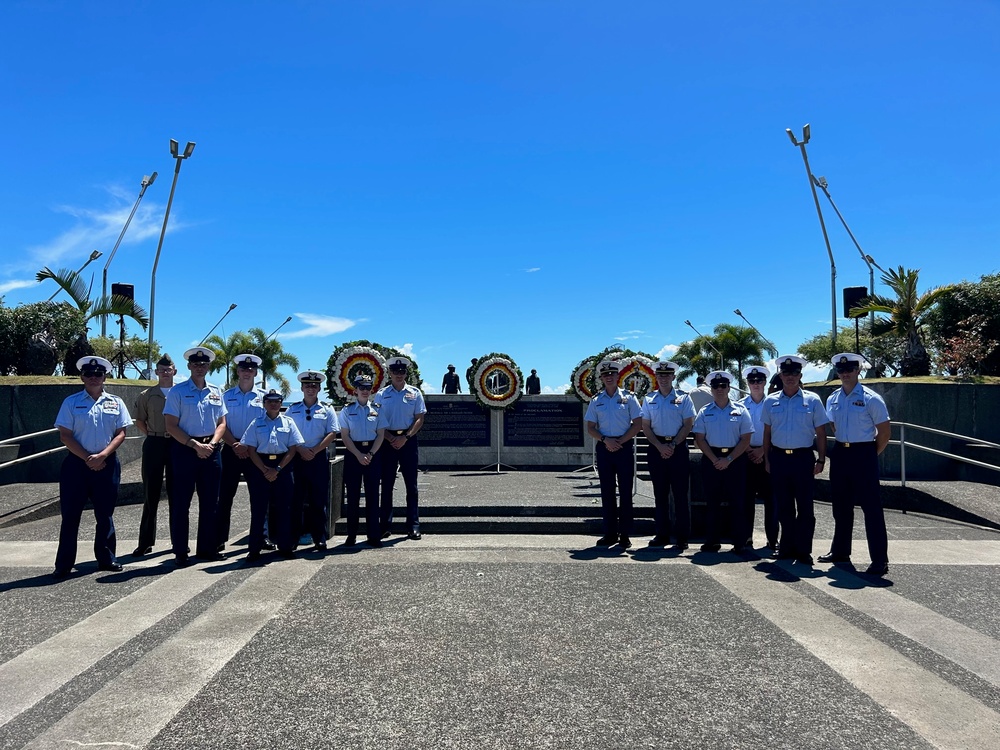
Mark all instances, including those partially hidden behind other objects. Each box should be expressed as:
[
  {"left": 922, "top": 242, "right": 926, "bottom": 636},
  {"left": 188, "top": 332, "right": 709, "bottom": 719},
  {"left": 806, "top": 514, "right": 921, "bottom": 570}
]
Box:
[{"left": 132, "top": 354, "right": 176, "bottom": 556}]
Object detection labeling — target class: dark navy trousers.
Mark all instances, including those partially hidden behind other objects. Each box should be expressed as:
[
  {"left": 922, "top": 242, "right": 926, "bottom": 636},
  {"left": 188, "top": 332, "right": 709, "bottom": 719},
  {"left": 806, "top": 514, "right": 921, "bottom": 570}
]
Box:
[
  {"left": 829, "top": 442, "right": 888, "bottom": 564},
  {"left": 596, "top": 439, "right": 634, "bottom": 537},
  {"left": 247, "top": 457, "right": 294, "bottom": 554},
  {"left": 769, "top": 448, "right": 816, "bottom": 558},
  {"left": 136, "top": 435, "right": 172, "bottom": 550},
  {"left": 217, "top": 444, "right": 255, "bottom": 548},
  {"left": 645, "top": 442, "right": 690, "bottom": 542},
  {"left": 701, "top": 453, "right": 747, "bottom": 545},
  {"left": 56, "top": 454, "right": 119, "bottom": 571},
  {"left": 344, "top": 446, "right": 382, "bottom": 540},
  {"left": 745, "top": 455, "right": 778, "bottom": 546},
  {"left": 169, "top": 442, "right": 221, "bottom": 558},
  {"left": 292, "top": 449, "right": 330, "bottom": 545},
  {"left": 380, "top": 438, "right": 420, "bottom": 534}
]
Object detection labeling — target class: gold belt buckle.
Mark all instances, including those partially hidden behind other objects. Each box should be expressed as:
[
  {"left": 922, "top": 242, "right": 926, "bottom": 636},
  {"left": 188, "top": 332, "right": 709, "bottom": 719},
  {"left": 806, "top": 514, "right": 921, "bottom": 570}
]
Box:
[
  {"left": 268, "top": 454, "right": 278, "bottom": 460},
  {"left": 784, "top": 449, "right": 794, "bottom": 455},
  {"left": 843, "top": 442, "right": 851, "bottom": 448}
]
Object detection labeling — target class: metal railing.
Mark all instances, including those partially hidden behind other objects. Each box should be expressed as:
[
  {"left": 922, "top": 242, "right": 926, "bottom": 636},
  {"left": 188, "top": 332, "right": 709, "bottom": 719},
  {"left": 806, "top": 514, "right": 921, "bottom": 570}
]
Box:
[
  {"left": 891, "top": 421, "right": 1000, "bottom": 488},
  {"left": 0, "top": 428, "right": 142, "bottom": 473}
]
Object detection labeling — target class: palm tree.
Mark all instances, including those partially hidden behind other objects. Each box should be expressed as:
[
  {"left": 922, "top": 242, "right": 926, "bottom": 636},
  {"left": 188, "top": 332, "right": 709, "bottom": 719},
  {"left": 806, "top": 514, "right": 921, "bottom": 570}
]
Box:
[
  {"left": 850, "top": 266, "right": 953, "bottom": 376},
  {"left": 674, "top": 338, "right": 716, "bottom": 384},
  {"left": 204, "top": 330, "right": 255, "bottom": 387},
  {"left": 35, "top": 266, "right": 149, "bottom": 374},
  {"left": 714, "top": 323, "right": 776, "bottom": 388},
  {"left": 247, "top": 326, "right": 300, "bottom": 397}
]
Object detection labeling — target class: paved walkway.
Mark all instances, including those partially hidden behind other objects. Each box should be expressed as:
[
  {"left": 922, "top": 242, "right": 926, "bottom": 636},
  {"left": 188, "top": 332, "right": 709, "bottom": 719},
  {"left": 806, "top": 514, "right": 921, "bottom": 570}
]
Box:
[{"left": 1, "top": 471, "right": 999, "bottom": 749}]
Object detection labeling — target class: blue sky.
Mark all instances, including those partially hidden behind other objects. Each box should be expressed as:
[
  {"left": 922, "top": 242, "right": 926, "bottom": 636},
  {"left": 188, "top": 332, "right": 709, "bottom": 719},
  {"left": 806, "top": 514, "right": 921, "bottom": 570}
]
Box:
[{"left": 2, "top": 1, "right": 998, "bottom": 397}]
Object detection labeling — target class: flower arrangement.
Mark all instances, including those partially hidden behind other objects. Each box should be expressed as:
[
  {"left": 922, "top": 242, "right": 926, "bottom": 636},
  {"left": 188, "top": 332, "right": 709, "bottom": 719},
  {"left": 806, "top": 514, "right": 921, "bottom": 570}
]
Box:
[
  {"left": 325, "top": 340, "right": 423, "bottom": 405},
  {"left": 570, "top": 356, "right": 596, "bottom": 402},
  {"left": 471, "top": 352, "right": 523, "bottom": 410},
  {"left": 582, "top": 345, "right": 657, "bottom": 399}
]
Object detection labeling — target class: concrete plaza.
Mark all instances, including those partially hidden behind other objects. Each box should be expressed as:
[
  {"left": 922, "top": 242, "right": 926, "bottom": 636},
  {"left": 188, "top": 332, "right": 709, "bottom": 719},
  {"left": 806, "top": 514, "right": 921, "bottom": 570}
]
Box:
[{"left": 1, "top": 468, "right": 999, "bottom": 749}]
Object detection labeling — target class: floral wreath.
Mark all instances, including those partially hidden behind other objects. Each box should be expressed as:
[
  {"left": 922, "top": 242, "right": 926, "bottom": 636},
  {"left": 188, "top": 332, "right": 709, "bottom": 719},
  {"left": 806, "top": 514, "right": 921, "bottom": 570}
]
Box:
[
  {"left": 570, "top": 356, "right": 596, "bottom": 403},
  {"left": 325, "top": 340, "right": 424, "bottom": 405},
  {"left": 585, "top": 347, "right": 627, "bottom": 397},
  {"left": 471, "top": 353, "right": 523, "bottom": 410},
  {"left": 618, "top": 354, "right": 656, "bottom": 399}
]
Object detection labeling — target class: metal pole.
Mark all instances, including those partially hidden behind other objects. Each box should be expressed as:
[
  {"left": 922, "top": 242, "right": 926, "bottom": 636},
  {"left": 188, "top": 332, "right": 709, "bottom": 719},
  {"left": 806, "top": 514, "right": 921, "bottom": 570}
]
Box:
[
  {"left": 47, "top": 250, "right": 102, "bottom": 302},
  {"left": 787, "top": 125, "right": 837, "bottom": 350},
  {"left": 147, "top": 141, "right": 194, "bottom": 375},
  {"left": 199, "top": 303, "right": 238, "bottom": 346},
  {"left": 733, "top": 308, "right": 777, "bottom": 354},
  {"left": 900, "top": 424, "right": 906, "bottom": 488},
  {"left": 684, "top": 319, "right": 723, "bottom": 369},
  {"left": 102, "top": 173, "right": 156, "bottom": 337}
]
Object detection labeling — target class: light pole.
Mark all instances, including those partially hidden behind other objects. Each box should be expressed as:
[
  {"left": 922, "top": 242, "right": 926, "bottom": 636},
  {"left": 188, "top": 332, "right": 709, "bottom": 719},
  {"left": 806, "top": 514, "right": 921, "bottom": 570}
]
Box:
[
  {"left": 684, "top": 319, "right": 723, "bottom": 370},
  {"left": 257, "top": 316, "right": 293, "bottom": 389},
  {"left": 101, "top": 172, "right": 157, "bottom": 336},
  {"left": 47, "top": 250, "right": 102, "bottom": 301},
  {"left": 786, "top": 124, "right": 837, "bottom": 349},
  {"left": 198, "top": 303, "right": 238, "bottom": 346},
  {"left": 865, "top": 253, "right": 888, "bottom": 275},
  {"left": 733, "top": 308, "right": 777, "bottom": 355},
  {"left": 812, "top": 174, "right": 875, "bottom": 327},
  {"left": 147, "top": 139, "right": 196, "bottom": 374}
]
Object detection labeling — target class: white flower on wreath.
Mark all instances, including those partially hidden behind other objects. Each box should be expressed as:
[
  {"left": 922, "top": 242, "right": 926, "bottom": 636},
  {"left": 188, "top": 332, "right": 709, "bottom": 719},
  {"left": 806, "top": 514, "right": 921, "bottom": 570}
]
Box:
[
  {"left": 332, "top": 345, "right": 387, "bottom": 401},
  {"left": 571, "top": 357, "right": 596, "bottom": 402},
  {"left": 472, "top": 356, "right": 523, "bottom": 410}
]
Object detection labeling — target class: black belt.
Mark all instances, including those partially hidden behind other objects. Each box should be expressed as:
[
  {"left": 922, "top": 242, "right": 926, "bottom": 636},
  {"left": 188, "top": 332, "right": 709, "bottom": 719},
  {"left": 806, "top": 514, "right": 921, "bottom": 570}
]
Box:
[
  {"left": 837, "top": 441, "right": 875, "bottom": 448},
  {"left": 653, "top": 434, "right": 675, "bottom": 442},
  {"left": 709, "top": 446, "right": 734, "bottom": 454},
  {"left": 772, "top": 446, "right": 814, "bottom": 455},
  {"left": 259, "top": 452, "right": 286, "bottom": 464},
  {"left": 146, "top": 431, "right": 167, "bottom": 438},
  {"left": 356, "top": 440, "right": 373, "bottom": 448},
  {"left": 388, "top": 429, "right": 409, "bottom": 436},
  {"left": 191, "top": 435, "right": 214, "bottom": 444}
]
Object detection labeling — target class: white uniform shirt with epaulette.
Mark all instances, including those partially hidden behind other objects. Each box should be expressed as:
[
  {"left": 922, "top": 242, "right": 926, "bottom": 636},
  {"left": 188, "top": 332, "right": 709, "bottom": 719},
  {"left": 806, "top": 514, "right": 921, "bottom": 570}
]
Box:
[
  {"left": 164, "top": 378, "right": 227, "bottom": 437},
  {"left": 826, "top": 383, "right": 890, "bottom": 442},
  {"left": 339, "top": 401, "right": 379, "bottom": 442},
  {"left": 374, "top": 384, "right": 427, "bottom": 431},
  {"left": 585, "top": 388, "right": 642, "bottom": 437},
  {"left": 285, "top": 401, "right": 340, "bottom": 448},
  {"left": 693, "top": 399, "right": 754, "bottom": 448},
  {"left": 223, "top": 385, "right": 266, "bottom": 443},
  {"left": 739, "top": 394, "right": 768, "bottom": 448},
  {"left": 55, "top": 390, "right": 134, "bottom": 454},
  {"left": 240, "top": 414, "right": 305, "bottom": 455},
  {"left": 641, "top": 388, "right": 695, "bottom": 438},
  {"left": 761, "top": 388, "right": 830, "bottom": 449}
]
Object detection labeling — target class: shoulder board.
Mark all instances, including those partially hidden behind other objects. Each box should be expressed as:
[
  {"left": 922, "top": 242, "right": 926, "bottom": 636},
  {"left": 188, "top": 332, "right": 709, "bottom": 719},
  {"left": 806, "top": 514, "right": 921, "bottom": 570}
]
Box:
[{"left": 590, "top": 393, "right": 601, "bottom": 401}]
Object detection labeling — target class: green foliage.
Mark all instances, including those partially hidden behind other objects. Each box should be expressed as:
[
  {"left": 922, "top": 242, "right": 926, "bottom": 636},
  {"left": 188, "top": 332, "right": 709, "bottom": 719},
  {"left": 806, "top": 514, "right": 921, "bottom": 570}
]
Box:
[
  {"left": 0, "top": 300, "right": 87, "bottom": 375},
  {"left": 797, "top": 321, "right": 905, "bottom": 378},
  {"left": 673, "top": 339, "right": 715, "bottom": 383},
  {"left": 927, "top": 272, "right": 1000, "bottom": 375},
  {"left": 848, "top": 265, "right": 953, "bottom": 376},
  {"left": 713, "top": 323, "right": 773, "bottom": 389},
  {"left": 324, "top": 340, "right": 424, "bottom": 407},
  {"left": 34, "top": 267, "right": 149, "bottom": 330},
  {"left": 247, "top": 327, "right": 300, "bottom": 398},
  {"left": 88, "top": 335, "right": 161, "bottom": 378},
  {"left": 204, "top": 331, "right": 255, "bottom": 387}
]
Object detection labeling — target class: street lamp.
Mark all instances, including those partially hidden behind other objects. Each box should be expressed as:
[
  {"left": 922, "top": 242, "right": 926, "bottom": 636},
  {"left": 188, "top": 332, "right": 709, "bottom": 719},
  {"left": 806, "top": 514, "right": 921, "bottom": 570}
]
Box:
[
  {"left": 147, "top": 139, "right": 196, "bottom": 374},
  {"left": 786, "top": 124, "right": 838, "bottom": 349},
  {"left": 199, "top": 303, "right": 238, "bottom": 345},
  {"left": 684, "top": 319, "right": 723, "bottom": 369},
  {"left": 257, "top": 316, "right": 293, "bottom": 389},
  {"left": 47, "top": 250, "right": 102, "bottom": 301},
  {"left": 865, "top": 253, "right": 888, "bottom": 274},
  {"left": 812, "top": 174, "right": 875, "bottom": 327},
  {"left": 733, "top": 309, "right": 777, "bottom": 355},
  {"left": 101, "top": 172, "right": 157, "bottom": 336}
]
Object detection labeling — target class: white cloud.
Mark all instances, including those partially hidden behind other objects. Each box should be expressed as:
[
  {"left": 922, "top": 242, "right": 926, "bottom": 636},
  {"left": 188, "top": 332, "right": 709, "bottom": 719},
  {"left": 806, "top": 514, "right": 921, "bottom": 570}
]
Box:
[
  {"left": 654, "top": 343, "right": 680, "bottom": 359},
  {"left": 393, "top": 342, "right": 416, "bottom": 359},
  {"left": 0, "top": 279, "right": 37, "bottom": 295},
  {"left": 543, "top": 383, "right": 571, "bottom": 395},
  {"left": 524, "top": 267, "right": 541, "bottom": 273},
  {"left": 614, "top": 330, "right": 644, "bottom": 341},
  {"left": 282, "top": 313, "right": 360, "bottom": 339}
]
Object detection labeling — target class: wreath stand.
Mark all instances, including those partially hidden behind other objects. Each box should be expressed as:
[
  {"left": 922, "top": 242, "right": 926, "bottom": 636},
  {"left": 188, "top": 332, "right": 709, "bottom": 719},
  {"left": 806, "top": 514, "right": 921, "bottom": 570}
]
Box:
[{"left": 479, "top": 410, "right": 517, "bottom": 473}]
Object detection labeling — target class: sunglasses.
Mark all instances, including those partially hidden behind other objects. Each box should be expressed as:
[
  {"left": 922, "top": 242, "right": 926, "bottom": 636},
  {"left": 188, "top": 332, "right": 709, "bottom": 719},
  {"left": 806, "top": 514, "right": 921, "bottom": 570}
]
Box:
[
  {"left": 81, "top": 370, "right": 105, "bottom": 378},
  {"left": 301, "top": 382, "right": 320, "bottom": 388},
  {"left": 835, "top": 364, "right": 859, "bottom": 373},
  {"left": 710, "top": 382, "right": 729, "bottom": 389},
  {"left": 238, "top": 365, "right": 258, "bottom": 370},
  {"left": 357, "top": 385, "right": 372, "bottom": 390},
  {"left": 747, "top": 376, "right": 766, "bottom": 384}
]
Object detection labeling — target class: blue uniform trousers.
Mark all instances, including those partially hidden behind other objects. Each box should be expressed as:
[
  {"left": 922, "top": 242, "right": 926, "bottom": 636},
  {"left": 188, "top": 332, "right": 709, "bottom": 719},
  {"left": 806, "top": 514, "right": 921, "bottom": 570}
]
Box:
[
  {"left": 56, "top": 454, "right": 120, "bottom": 571},
  {"left": 829, "top": 442, "right": 888, "bottom": 564},
  {"left": 745, "top": 455, "right": 778, "bottom": 547},
  {"left": 136, "top": 435, "right": 172, "bottom": 550},
  {"left": 217, "top": 444, "right": 255, "bottom": 547},
  {"left": 769, "top": 448, "right": 816, "bottom": 558},
  {"left": 380, "top": 436, "right": 420, "bottom": 534},
  {"left": 343, "top": 443, "right": 382, "bottom": 540},
  {"left": 701, "top": 451, "right": 747, "bottom": 545},
  {"left": 292, "top": 449, "right": 330, "bottom": 545},
  {"left": 247, "top": 455, "right": 295, "bottom": 553},
  {"left": 169, "top": 441, "right": 221, "bottom": 558},
  {"left": 645, "top": 441, "right": 690, "bottom": 543},
  {"left": 596, "top": 439, "right": 634, "bottom": 537}
]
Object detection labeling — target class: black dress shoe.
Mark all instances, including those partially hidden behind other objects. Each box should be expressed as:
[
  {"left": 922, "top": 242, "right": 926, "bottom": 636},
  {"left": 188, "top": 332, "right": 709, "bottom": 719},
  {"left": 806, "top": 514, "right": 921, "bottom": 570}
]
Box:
[
  {"left": 700, "top": 543, "right": 721, "bottom": 553},
  {"left": 775, "top": 552, "right": 796, "bottom": 560},
  {"left": 671, "top": 541, "right": 690, "bottom": 551},
  {"left": 766, "top": 540, "right": 779, "bottom": 551},
  {"left": 865, "top": 562, "right": 889, "bottom": 576},
  {"left": 381, "top": 530, "right": 391, "bottom": 540},
  {"left": 314, "top": 541, "right": 328, "bottom": 552},
  {"left": 216, "top": 543, "right": 226, "bottom": 553},
  {"left": 730, "top": 545, "right": 747, "bottom": 554},
  {"left": 246, "top": 550, "right": 261, "bottom": 562},
  {"left": 596, "top": 535, "right": 617, "bottom": 547},
  {"left": 796, "top": 555, "right": 814, "bottom": 566},
  {"left": 263, "top": 541, "right": 277, "bottom": 551},
  {"left": 196, "top": 552, "right": 225, "bottom": 562},
  {"left": 175, "top": 556, "right": 191, "bottom": 568},
  {"left": 98, "top": 562, "right": 124, "bottom": 572},
  {"left": 344, "top": 536, "right": 357, "bottom": 546},
  {"left": 132, "top": 546, "right": 152, "bottom": 556},
  {"left": 618, "top": 536, "right": 632, "bottom": 549},
  {"left": 648, "top": 535, "right": 670, "bottom": 547},
  {"left": 279, "top": 549, "right": 296, "bottom": 559},
  {"left": 407, "top": 531, "right": 422, "bottom": 540},
  {"left": 818, "top": 553, "right": 851, "bottom": 564},
  {"left": 52, "top": 568, "right": 72, "bottom": 578},
  {"left": 367, "top": 538, "right": 383, "bottom": 548}
]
